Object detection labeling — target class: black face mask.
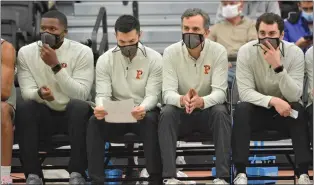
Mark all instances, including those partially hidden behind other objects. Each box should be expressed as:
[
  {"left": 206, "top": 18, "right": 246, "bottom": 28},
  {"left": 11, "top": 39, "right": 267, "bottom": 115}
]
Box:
[
  {"left": 118, "top": 42, "right": 138, "bottom": 58},
  {"left": 182, "top": 33, "right": 204, "bottom": 49},
  {"left": 258, "top": 37, "right": 280, "bottom": 50},
  {"left": 40, "top": 32, "right": 63, "bottom": 49}
]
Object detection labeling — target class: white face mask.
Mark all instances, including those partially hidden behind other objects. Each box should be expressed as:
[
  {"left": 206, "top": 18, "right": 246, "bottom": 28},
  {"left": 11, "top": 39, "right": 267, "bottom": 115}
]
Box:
[{"left": 222, "top": 4, "right": 240, "bottom": 19}]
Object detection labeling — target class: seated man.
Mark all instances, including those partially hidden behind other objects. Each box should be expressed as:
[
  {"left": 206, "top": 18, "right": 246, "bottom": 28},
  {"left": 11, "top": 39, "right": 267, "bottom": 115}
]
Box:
[
  {"left": 232, "top": 13, "right": 312, "bottom": 184},
  {"left": 284, "top": 1, "right": 313, "bottom": 52},
  {"left": 1, "top": 39, "right": 16, "bottom": 184},
  {"left": 215, "top": 1, "right": 281, "bottom": 23},
  {"left": 16, "top": 10, "right": 94, "bottom": 185},
  {"left": 208, "top": 0, "right": 257, "bottom": 87},
  {"left": 160, "top": 8, "right": 231, "bottom": 185},
  {"left": 305, "top": 46, "right": 313, "bottom": 145},
  {"left": 86, "top": 15, "right": 162, "bottom": 185}
]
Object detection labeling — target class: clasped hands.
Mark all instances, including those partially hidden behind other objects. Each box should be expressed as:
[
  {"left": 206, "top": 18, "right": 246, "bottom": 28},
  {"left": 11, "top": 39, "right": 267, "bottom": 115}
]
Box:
[{"left": 180, "top": 88, "right": 204, "bottom": 114}]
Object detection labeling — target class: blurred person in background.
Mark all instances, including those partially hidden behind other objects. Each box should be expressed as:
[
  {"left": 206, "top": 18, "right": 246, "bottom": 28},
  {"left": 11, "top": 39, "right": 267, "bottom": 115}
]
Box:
[
  {"left": 215, "top": 1, "right": 281, "bottom": 24},
  {"left": 283, "top": 1, "right": 313, "bottom": 52},
  {"left": 208, "top": 0, "right": 257, "bottom": 88},
  {"left": 279, "top": 1, "right": 299, "bottom": 19}
]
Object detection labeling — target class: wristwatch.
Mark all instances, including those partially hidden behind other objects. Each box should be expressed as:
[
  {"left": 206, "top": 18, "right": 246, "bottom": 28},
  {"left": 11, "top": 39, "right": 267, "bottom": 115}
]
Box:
[
  {"left": 37, "top": 88, "right": 44, "bottom": 99},
  {"left": 274, "top": 65, "right": 284, "bottom": 73},
  {"left": 51, "top": 63, "right": 62, "bottom": 74}
]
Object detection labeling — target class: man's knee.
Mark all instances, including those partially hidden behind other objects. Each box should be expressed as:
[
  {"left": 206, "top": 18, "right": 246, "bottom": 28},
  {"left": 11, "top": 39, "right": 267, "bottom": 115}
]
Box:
[
  {"left": 235, "top": 102, "right": 255, "bottom": 112},
  {"left": 89, "top": 115, "right": 101, "bottom": 125},
  {"left": 210, "top": 105, "right": 231, "bottom": 128},
  {"left": 67, "top": 99, "right": 91, "bottom": 113},
  {"left": 160, "top": 105, "right": 179, "bottom": 118},
  {"left": 143, "top": 109, "right": 159, "bottom": 125},
  {"left": 210, "top": 104, "right": 229, "bottom": 116},
  {"left": 87, "top": 115, "right": 104, "bottom": 130},
  {"left": 1, "top": 102, "right": 13, "bottom": 127},
  {"left": 16, "top": 99, "right": 39, "bottom": 112}
]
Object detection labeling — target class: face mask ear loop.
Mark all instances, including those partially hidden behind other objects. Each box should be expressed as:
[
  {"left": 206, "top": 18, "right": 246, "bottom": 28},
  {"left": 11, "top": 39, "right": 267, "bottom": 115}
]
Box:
[
  {"left": 137, "top": 46, "right": 146, "bottom": 57},
  {"left": 253, "top": 43, "right": 268, "bottom": 54},
  {"left": 279, "top": 41, "right": 285, "bottom": 57},
  {"left": 200, "top": 35, "right": 205, "bottom": 50}
]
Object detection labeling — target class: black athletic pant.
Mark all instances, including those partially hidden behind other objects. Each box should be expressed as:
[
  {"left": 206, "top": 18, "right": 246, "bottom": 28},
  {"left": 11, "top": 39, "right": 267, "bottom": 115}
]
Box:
[
  {"left": 232, "top": 102, "right": 312, "bottom": 175},
  {"left": 15, "top": 99, "right": 92, "bottom": 178},
  {"left": 158, "top": 104, "right": 232, "bottom": 180},
  {"left": 87, "top": 108, "right": 162, "bottom": 185}
]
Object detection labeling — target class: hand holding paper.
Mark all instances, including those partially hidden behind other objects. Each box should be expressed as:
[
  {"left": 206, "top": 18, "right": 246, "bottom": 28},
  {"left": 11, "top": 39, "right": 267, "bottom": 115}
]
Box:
[
  {"left": 102, "top": 99, "right": 137, "bottom": 123},
  {"left": 94, "top": 106, "right": 108, "bottom": 120},
  {"left": 131, "top": 106, "right": 146, "bottom": 120}
]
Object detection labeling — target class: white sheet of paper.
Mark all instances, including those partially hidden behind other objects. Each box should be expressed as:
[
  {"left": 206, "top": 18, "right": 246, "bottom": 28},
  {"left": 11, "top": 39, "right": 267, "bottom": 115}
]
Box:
[
  {"left": 289, "top": 109, "right": 298, "bottom": 119},
  {"left": 103, "top": 99, "right": 137, "bottom": 123}
]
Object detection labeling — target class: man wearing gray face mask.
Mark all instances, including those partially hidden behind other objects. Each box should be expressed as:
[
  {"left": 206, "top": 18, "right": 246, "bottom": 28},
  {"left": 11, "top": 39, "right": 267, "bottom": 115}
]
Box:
[
  {"left": 160, "top": 8, "right": 231, "bottom": 185},
  {"left": 16, "top": 10, "right": 94, "bottom": 185},
  {"left": 232, "top": 13, "right": 311, "bottom": 184},
  {"left": 87, "top": 15, "right": 163, "bottom": 185}
]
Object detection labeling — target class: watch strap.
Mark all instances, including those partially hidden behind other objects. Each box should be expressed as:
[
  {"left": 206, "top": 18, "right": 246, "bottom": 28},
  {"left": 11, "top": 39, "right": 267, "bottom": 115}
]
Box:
[
  {"left": 51, "top": 63, "right": 62, "bottom": 74},
  {"left": 274, "top": 65, "right": 284, "bottom": 73}
]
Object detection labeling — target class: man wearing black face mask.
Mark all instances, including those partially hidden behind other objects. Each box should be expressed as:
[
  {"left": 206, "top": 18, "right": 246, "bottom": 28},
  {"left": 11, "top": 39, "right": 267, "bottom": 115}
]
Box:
[
  {"left": 232, "top": 13, "right": 312, "bottom": 184},
  {"left": 160, "top": 8, "right": 231, "bottom": 185},
  {"left": 86, "top": 15, "right": 162, "bottom": 185},
  {"left": 16, "top": 10, "right": 94, "bottom": 185}
]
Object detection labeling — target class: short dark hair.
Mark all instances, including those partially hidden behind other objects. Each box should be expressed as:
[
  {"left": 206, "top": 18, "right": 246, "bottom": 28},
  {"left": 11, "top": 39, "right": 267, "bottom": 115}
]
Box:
[
  {"left": 181, "top": 8, "right": 210, "bottom": 29},
  {"left": 42, "top": 10, "right": 68, "bottom": 29},
  {"left": 114, "top": 15, "right": 140, "bottom": 33},
  {"left": 255, "top": 13, "right": 284, "bottom": 34}
]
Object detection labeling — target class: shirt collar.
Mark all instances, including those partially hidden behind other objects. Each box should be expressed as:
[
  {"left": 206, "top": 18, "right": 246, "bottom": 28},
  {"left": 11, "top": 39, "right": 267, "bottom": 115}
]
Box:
[{"left": 181, "top": 39, "right": 209, "bottom": 62}]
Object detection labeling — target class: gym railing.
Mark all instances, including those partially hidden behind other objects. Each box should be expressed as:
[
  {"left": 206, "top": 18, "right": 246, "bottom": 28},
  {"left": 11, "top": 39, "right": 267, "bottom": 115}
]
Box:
[
  {"left": 132, "top": 1, "right": 139, "bottom": 20},
  {"left": 91, "top": 6, "right": 109, "bottom": 65}
]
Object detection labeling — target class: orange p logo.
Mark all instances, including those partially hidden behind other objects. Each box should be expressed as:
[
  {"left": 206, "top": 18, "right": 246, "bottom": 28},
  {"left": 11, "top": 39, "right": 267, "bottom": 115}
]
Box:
[
  {"left": 136, "top": 70, "right": 143, "bottom": 79},
  {"left": 204, "top": 65, "right": 210, "bottom": 74}
]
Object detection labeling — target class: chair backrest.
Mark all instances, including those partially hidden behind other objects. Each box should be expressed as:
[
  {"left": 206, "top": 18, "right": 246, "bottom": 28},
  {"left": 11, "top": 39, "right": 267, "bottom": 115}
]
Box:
[
  {"left": 1, "top": 1, "right": 34, "bottom": 35},
  {"left": 230, "top": 77, "right": 240, "bottom": 117},
  {"left": 302, "top": 75, "right": 309, "bottom": 105},
  {"left": 231, "top": 77, "right": 240, "bottom": 106}
]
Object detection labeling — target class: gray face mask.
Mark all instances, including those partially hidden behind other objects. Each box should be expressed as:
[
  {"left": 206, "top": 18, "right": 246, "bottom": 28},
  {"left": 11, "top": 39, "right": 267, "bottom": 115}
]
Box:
[
  {"left": 182, "top": 33, "right": 204, "bottom": 49},
  {"left": 118, "top": 42, "right": 139, "bottom": 58},
  {"left": 40, "top": 32, "right": 62, "bottom": 49}
]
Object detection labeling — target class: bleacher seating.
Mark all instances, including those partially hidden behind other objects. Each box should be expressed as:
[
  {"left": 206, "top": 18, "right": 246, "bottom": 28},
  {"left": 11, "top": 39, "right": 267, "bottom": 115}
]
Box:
[
  {"left": 63, "top": 1, "right": 219, "bottom": 54},
  {"left": 1, "top": 20, "right": 18, "bottom": 49},
  {"left": 1, "top": 1, "right": 46, "bottom": 50}
]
